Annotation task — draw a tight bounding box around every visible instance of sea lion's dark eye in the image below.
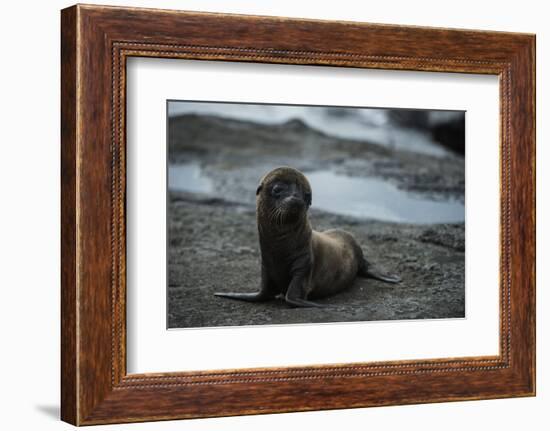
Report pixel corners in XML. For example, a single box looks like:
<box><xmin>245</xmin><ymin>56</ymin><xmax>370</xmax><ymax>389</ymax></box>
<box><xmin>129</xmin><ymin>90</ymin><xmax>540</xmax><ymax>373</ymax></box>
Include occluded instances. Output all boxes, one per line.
<box><xmin>271</xmin><ymin>184</ymin><xmax>285</xmax><ymax>196</ymax></box>
<box><xmin>304</xmin><ymin>192</ymin><xmax>312</xmax><ymax>205</ymax></box>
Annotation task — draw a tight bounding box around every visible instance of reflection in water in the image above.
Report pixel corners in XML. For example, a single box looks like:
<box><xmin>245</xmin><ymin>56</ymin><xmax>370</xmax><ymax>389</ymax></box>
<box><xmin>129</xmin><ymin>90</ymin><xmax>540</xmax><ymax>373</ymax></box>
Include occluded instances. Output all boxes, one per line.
<box><xmin>169</xmin><ymin>163</ymin><xmax>464</xmax><ymax>224</ymax></box>
<box><xmin>307</xmin><ymin>170</ymin><xmax>464</xmax><ymax>224</ymax></box>
<box><xmin>168</xmin><ymin>163</ymin><xmax>213</xmax><ymax>193</ymax></box>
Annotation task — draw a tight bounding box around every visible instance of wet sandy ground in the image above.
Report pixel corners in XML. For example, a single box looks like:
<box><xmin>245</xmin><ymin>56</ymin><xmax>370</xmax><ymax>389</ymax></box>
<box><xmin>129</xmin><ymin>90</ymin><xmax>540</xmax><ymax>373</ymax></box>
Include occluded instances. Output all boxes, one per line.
<box><xmin>168</xmin><ymin>193</ymin><xmax>464</xmax><ymax>328</ymax></box>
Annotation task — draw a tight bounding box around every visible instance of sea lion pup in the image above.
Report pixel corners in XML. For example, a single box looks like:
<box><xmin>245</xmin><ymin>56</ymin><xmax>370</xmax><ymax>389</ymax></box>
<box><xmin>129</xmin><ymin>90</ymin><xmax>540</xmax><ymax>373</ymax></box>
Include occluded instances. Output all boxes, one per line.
<box><xmin>215</xmin><ymin>167</ymin><xmax>400</xmax><ymax>308</ymax></box>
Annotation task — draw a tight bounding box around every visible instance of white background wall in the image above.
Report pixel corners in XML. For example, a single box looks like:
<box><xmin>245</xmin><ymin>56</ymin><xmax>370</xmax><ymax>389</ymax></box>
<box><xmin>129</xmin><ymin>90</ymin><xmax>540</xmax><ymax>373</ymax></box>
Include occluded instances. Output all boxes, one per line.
<box><xmin>0</xmin><ymin>0</ymin><xmax>546</xmax><ymax>429</ymax></box>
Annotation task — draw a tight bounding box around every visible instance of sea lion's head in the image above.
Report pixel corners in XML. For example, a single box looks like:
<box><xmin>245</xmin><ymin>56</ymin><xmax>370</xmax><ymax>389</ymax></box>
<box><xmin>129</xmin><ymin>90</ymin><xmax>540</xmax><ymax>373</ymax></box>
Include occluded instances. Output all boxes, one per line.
<box><xmin>256</xmin><ymin>167</ymin><xmax>312</xmax><ymax>226</ymax></box>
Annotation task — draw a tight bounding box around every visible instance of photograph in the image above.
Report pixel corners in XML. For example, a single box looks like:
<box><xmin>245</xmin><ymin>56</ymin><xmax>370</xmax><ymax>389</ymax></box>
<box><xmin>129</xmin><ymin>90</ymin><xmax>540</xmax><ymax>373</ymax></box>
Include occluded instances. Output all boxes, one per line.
<box><xmin>52</xmin><ymin>2</ymin><xmax>536</xmax><ymax>426</ymax></box>
<box><xmin>167</xmin><ymin>101</ymin><xmax>466</xmax><ymax>329</ymax></box>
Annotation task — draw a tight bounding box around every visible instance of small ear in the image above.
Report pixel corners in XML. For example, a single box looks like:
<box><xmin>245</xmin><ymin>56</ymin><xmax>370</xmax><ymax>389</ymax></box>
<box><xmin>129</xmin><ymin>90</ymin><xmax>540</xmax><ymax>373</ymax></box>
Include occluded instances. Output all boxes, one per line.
<box><xmin>256</xmin><ymin>184</ymin><xmax>263</xmax><ymax>195</ymax></box>
<box><xmin>305</xmin><ymin>192</ymin><xmax>312</xmax><ymax>206</ymax></box>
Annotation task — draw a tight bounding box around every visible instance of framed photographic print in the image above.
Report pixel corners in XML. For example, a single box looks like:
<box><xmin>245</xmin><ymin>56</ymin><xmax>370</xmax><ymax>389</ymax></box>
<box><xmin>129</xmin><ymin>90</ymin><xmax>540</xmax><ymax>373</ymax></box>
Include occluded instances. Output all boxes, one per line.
<box><xmin>61</xmin><ymin>4</ymin><xmax>535</xmax><ymax>425</ymax></box>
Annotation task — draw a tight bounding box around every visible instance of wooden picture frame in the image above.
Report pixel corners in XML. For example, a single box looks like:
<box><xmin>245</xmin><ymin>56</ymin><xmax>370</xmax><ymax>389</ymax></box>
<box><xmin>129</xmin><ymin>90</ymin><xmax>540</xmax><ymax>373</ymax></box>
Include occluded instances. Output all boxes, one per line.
<box><xmin>61</xmin><ymin>4</ymin><xmax>535</xmax><ymax>425</ymax></box>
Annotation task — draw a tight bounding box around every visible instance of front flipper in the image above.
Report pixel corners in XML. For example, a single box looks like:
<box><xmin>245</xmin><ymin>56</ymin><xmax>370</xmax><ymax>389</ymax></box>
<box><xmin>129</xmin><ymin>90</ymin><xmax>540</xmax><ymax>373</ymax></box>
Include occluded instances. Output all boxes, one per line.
<box><xmin>284</xmin><ymin>296</ymin><xmax>327</xmax><ymax>308</ymax></box>
<box><xmin>214</xmin><ymin>291</ymin><xmax>273</xmax><ymax>302</ymax></box>
<box><xmin>215</xmin><ymin>264</ymin><xmax>276</xmax><ymax>303</ymax></box>
<box><xmin>284</xmin><ymin>270</ymin><xmax>327</xmax><ymax>308</ymax></box>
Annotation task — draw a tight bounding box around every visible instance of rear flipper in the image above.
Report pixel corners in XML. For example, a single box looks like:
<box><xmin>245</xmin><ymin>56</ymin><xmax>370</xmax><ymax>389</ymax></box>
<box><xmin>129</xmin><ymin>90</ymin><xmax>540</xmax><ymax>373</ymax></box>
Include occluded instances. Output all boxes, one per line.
<box><xmin>359</xmin><ymin>259</ymin><xmax>401</xmax><ymax>284</ymax></box>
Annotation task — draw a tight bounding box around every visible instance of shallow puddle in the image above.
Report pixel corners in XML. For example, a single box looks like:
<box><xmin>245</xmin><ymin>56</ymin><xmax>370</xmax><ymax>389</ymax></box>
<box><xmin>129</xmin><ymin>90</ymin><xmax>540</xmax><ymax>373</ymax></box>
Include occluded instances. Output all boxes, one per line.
<box><xmin>306</xmin><ymin>170</ymin><xmax>464</xmax><ymax>224</ymax></box>
<box><xmin>168</xmin><ymin>162</ymin><xmax>213</xmax><ymax>194</ymax></box>
<box><xmin>169</xmin><ymin>163</ymin><xmax>464</xmax><ymax>224</ymax></box>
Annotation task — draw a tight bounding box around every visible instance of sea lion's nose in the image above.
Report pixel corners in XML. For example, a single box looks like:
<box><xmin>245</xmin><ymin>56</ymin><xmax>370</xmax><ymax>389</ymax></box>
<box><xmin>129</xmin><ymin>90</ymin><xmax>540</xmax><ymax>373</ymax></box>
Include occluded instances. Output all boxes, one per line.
<box><xmin>286</xmin><ymin>195</ymin><xmax>304</xmax><ymax>208</ymax></box>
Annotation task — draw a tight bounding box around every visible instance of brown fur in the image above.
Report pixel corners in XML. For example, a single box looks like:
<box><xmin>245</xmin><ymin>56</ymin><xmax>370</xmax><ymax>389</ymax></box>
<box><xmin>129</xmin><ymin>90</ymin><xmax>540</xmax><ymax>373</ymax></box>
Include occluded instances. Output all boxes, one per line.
<box><xmin>215</xmin><ymin>167</ymin><xmax>399</xmax><ymax>307</ymax></box>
